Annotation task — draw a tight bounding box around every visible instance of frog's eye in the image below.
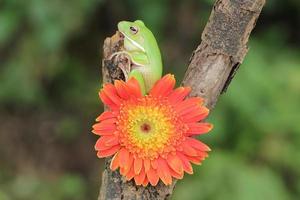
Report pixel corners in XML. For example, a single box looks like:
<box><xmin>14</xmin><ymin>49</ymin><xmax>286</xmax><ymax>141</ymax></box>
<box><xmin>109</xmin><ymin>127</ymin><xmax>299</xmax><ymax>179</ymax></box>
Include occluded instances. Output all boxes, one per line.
<box><xmin>130</xmin><ymin>26</ymin><xmax>138</xmax><ymax>34</ymax></box>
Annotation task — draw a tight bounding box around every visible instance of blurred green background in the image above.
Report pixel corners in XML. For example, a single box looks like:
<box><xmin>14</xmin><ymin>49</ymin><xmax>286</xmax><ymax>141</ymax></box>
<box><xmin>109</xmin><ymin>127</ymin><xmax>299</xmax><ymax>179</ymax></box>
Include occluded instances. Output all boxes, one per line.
<box><xmin>0</xmin><ymin>0</ymin><xmax>300</xmax><ymax>199</ymax></box>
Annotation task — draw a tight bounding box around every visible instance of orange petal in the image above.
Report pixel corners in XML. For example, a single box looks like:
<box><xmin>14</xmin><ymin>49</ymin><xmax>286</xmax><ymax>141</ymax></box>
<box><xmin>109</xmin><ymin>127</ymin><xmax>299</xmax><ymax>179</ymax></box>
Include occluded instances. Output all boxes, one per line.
<box><xmin>151</xmin><ymin>159</ymin><xmax>158</xmax><ymax>169</ymax></box>
<box><xmin>143</xmin><ymin>158</ymin><xmax>151</xmax><ymax>172</ymax></box>
<box><xmin>96</xmin><ymin>111</ymin><xmax>116</xmax><ymax>122</ymax></box>
<box><xmin>186</xmin><ymin>137</ymin><xmax>211</xmax><ymax>151</ymax></box>
<box><xmin>104</xmin><ymin>136</ymin><xmax>119</xmax><ymax>146</ymax></box>
<box><xmin>99</xmin><ymin>118</ymin><xmax>117</xmax><ymax>124</ymax></box>
<box><xmin>169</xmin><ymin>167</ymin><xmax>183</xmax><ymax>179</ymax></box>
<box><xmin>147</xmin><ymin>167</ymin><xmax>159</xmax><ymax>186</ymax></box>
<box><xmin>181</xmin><ymin>141</ymin><xmax>198</xmax><ymax>156</ymax></box>
<box><xmin>92</xmin><ymin>129</ymin><xmax>115</xmax><ymax>136</ymax></box>
<box><xmin>119</xmin><ymin>148</ymin><xmax>130</xmax><ymax>168</ymax></box>
<box><xmin>125</xmin><ymin>164</ymin><xmax>135</xmax><ymax>180</ymax></box>
<box><xmin>167</xmin><ymin>154</ymin><xmax>183</xmax><ymax>174</ymax></box>
<box><xmin>134</xmin><ymin>157</ymin><xmax>143</xmax><ymax>175</ymax></box>
<box><xmin>95</xmin><ymin>136</ymin><xmax>115</xmax><ymax>150</ymax></box>
<box><xmin>157</xmin><ymin>157</ymin><xmax>172</xmax><ymax>185</ymax></box>
<box><xmin>185</xmin><ymin>155</ymin><xmax>203</xmax><ymax>165</ymax></box>
<box><xmin>149</xmin><ymin>74</ymin><xmax>175</xmax><ymax>97</ymax></box>
<box><xmin>127</xmin><ymin>77</ymin><xmax>142</xmax><ymax>98</ymax></box>
<box><xmin>186</xmin><ymin>123</ymin><xmax>213</xmax><ymax>136</ymax></box>
<box><xmin>142</xmin><ymin>178</ymin><xmax>149</xmax><ymax>187</ymax></box>
<box><xmin>103</xmin><ymin>84</ymin><xmax>122</xmax><ymax>106</ymax></box>
<box><xmin>177</xmin><ymin>103</ymin><xmax>203</xmax><ymax>117</ymax></box>
<box><xmin>110</xmin><ymin>152</ymin><xmax>120</xmax><ymax>171</ymax></box>
<box><xmin>114</xmin><ymin>80</ymin><xmax>130</xmax><ymax>100</ymax></box>
<box><xmin>168</xmin><ymin>87</ymin><xmax>191</xmax><ymax>105</ymax></box>
<box><xmin>92</xmin><ymin>122</ymin><xmax>116</xmax><ymax>132</ymax></box>
<box><xmin>174</xmin><ymin>97</ymin><xmax>203</xmax><ymax>115</ymax></box>
<box><xmin>120</xmin><ymin>166</ymin><xmax>126</xmax><ymax>175</ymax></box>
<box><xmin>181</xmin><ymin>107</ymin><xmax>209</xmax><ymax>123</ymax></box>
<box><xmin>99</xmin><ymin>90</ymin><xmax>118</xmax><ymax>110</ymax></box>
<box><xmin>134</xmin><ymin>167</ymin><xmax>146</xmax><ymax>185</ymax></box>
<box><xmin>197</xmin><ymin>151</ymin><xmax>209</xmax><ymax>158</ymax></box>
<box><xmin>92</xmin><ymin>119</ymin><xmax>117</xmax><ymax>136</ymax></box>
<box><xmin>121</xmin><ymin>153</ymin><xmax>133</xmax><ymax>176</ymax></box>
<box><xmin>177</xmin><ymin>152</ymin><xmax>193</xmax><ymax>174</ymax></box>
<box><xmin>97</xmin><ymin>145</ymin><xmax>120</xmax><ymax>158</ymax></box>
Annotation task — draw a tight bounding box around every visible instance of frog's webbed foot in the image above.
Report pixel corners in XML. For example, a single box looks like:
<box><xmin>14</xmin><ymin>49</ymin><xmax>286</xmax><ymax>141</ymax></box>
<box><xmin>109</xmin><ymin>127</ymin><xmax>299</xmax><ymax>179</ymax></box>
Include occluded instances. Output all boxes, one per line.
<box><xmin>109</xmin><ymin>51</ymin><xmax>132</xmax><ymax>81</ymax></box>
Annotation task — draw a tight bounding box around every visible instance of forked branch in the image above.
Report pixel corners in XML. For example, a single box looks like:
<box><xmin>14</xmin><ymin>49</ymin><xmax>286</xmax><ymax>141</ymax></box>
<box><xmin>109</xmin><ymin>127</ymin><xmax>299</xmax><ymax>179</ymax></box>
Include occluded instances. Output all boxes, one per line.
<box><xmin>98</xmin><ymin>0</ymin><xmax>265</xmax><ymax>199</ymax></box>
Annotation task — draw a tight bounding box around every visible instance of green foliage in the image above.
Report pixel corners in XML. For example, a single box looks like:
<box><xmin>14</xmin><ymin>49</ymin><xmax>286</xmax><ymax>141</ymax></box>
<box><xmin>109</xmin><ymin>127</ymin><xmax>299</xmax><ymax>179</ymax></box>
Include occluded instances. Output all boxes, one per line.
<box><xmin>174</xmin><ymin>153</ymin><xmax>290</xmax><ymax>200</ymax></box>
<box><xmin>0</xmin><ymin>0</ymin><xmax>102</xmax><ymax>106</ymax></box>
<box><xmin>0</xmin><ymin>173</ymin><xmax>86</xmax><ymax>200</ymax></box>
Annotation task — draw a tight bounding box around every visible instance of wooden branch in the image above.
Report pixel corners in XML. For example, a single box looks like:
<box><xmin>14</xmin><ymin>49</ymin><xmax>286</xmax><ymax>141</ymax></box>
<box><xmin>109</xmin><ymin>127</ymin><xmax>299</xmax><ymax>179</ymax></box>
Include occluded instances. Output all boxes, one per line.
<box><xmin>183</xmin><ymin>0</ymin><xmax>265</xmax><ymax>108</ymax></box>
<box><xmin>98</xmin><ymin>0</ymin><xmax>265</xmax><ymax>199</ymax></box>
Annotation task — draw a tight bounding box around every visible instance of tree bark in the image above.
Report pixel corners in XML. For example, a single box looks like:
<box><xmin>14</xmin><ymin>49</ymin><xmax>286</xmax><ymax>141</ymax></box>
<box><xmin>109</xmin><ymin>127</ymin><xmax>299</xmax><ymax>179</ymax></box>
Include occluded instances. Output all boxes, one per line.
<box><xmin>98</xmin><ymin>0</ymin><xmax>265</xmax><ymax>199</ymax></box>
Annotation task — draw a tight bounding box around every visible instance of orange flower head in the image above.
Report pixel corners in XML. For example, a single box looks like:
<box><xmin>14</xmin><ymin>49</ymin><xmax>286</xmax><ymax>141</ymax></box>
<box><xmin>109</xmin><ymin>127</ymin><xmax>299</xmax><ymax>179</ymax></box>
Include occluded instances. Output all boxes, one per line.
<box><xmin>92</xmin><ymin>74</ymin><xmax>213</xmax><ymax>186</ymax></box>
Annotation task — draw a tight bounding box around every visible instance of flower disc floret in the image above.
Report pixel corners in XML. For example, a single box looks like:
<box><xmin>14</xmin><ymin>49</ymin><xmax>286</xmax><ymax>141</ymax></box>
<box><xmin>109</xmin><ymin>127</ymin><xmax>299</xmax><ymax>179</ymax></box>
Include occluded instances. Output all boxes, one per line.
<box><xmin>117</xmin><ymin>96</ymin><xmax>188</xmax><ymax>160</ymax></box>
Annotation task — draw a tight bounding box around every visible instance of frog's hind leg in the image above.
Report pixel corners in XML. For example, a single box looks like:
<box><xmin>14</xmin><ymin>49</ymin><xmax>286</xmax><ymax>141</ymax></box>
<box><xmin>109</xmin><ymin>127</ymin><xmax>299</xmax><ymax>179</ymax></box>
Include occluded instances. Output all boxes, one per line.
<box><xmin>128</xmin><ymin>69</ymin><xmax>146</xmax><ymax>95</ymax></box>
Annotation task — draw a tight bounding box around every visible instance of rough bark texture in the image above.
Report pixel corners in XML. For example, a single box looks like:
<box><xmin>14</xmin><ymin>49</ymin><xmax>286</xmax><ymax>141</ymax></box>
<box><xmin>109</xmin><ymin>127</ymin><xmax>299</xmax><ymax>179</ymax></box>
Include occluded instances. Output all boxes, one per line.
<box><xmin>98</xmin><ymin>0</ymin><xmax>265</xmax><ymax>199</ymax></box>
<box><xmin>182</xmin><ymin>0</ymin><xmax>265</xmax><ymax>108</ymax></box>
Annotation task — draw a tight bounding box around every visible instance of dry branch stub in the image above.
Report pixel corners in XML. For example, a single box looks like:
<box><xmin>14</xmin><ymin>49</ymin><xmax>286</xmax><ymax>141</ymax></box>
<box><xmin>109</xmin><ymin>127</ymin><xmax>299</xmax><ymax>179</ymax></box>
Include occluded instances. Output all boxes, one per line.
<box><xmin>99</xmin><ymin>32</ymin><xmax>176</xmax><ymax>200</ymax></box>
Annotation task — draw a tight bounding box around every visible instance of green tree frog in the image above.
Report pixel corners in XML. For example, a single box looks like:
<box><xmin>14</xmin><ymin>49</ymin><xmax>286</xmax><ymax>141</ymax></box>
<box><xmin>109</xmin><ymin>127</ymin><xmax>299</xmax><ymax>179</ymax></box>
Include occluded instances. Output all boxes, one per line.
<box><xmin>110</xmin><ymin>20</ymin><xmax>162</xmax><ymax>95</ymax></box>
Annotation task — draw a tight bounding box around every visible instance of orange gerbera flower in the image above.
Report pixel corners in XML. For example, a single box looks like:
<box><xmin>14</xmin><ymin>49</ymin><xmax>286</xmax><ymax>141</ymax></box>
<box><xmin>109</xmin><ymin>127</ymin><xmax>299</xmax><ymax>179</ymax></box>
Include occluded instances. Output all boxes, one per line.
<box><xmin>92</xmin><ymin>74</ymin><xmax>213</xmax><ymax>186</ymax></box>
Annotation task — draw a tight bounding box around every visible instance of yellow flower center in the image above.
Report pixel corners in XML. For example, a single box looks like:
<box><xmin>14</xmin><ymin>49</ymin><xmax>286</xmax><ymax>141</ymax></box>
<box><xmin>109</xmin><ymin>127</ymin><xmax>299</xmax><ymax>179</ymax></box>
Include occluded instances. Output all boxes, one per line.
<box><xmin>117</xmin><ymin>96</ymin><xmax>187</xmax><ymax>160</ymax></box>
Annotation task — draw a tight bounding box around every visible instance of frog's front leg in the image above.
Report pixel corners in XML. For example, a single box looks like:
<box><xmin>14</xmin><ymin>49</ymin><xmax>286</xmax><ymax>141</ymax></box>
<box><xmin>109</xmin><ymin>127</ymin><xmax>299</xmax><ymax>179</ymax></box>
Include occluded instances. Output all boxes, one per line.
<box><xmin>109</xmin><ymin>51</ymin><xmax>132</xmax><ymax>80</ymax></box>
<box><xmin>109</xmin><ymin>51</ymin><xmax>148</xmax><ymax>95</ymax></box>
<box><xmin>126</xmin><ymin>51</ymin><xmax>149</xmax><ymax>95</ymax></box>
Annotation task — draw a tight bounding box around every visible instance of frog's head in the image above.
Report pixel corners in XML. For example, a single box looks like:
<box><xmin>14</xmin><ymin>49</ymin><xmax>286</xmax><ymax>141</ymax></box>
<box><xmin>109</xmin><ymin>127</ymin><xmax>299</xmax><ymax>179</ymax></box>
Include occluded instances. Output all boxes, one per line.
<box><xmin>118</xmin><ymin>20</ymin><xmax>147</xmax><ymax>52</ymax></box>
